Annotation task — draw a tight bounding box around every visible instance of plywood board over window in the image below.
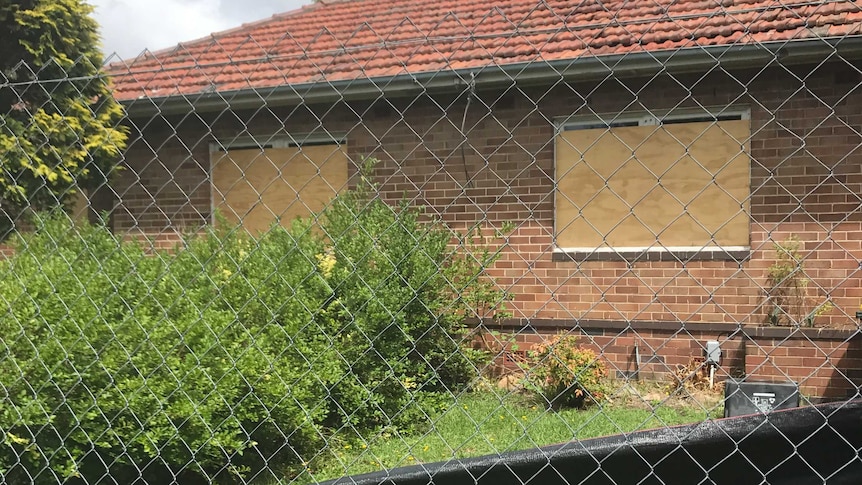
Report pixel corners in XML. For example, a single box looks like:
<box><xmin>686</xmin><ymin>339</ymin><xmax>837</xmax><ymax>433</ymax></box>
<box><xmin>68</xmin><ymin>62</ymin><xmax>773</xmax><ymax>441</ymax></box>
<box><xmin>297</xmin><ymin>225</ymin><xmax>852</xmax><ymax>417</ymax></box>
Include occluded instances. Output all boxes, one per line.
<box><xmin>211</xmin><ymin>144</ymin><xmax>348</xmax><ymax>234</ymax></box>
<box><xmin>555</xmin><ymin>120</ymin><xmax>751</xmax><ymax>250</ymax></box>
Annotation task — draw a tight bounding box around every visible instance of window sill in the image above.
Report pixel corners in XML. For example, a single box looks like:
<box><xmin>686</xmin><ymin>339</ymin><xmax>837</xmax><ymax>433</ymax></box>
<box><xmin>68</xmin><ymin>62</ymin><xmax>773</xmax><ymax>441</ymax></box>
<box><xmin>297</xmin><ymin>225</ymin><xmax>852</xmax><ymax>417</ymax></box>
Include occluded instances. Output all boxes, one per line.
<box><xmin>552</xmin><ymin>247</ymin><xmax>751</xmax><ymax>263</ymax></box>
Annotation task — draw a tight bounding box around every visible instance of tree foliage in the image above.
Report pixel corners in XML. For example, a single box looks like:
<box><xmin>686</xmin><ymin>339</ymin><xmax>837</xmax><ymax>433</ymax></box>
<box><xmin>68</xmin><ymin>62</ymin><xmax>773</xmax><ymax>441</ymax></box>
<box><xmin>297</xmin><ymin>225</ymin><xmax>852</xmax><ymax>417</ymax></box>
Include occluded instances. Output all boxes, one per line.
<box><xmin>0</xmin><ymin>0</ymin><xmax>127</xmax><ymax>237</ymax></box>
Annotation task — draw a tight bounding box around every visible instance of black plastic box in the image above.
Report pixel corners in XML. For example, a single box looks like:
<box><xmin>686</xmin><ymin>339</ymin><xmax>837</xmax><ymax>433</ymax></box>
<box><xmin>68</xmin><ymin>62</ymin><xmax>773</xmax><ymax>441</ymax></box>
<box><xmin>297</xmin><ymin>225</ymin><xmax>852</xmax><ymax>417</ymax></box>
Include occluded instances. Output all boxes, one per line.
<box><xmin>724</xmin><ymin>378</ymin><xmax>800</xmax><ymax>418</ymax></box>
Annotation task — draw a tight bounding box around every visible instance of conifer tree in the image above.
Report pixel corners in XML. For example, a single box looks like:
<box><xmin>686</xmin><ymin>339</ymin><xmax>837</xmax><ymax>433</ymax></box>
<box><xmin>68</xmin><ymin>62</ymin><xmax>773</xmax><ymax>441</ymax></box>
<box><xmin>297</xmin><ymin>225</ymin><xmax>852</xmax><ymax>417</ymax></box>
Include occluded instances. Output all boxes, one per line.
<box><xmin>0</xmin><ymin>0</ymin><xmax>127</xmax><ymax>237</ymax></box>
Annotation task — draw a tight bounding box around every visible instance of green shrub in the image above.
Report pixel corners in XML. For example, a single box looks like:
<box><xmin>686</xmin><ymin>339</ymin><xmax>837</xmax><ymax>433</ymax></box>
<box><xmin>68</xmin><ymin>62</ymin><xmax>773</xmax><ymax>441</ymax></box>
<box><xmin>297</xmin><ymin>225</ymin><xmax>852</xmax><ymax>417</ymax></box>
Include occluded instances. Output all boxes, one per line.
<box><xmin>0</xmin><ymin>214</ymin><xmax>340</xmax><ymax>483</ymax></box>
<box><xmin>0</xmin><ymin>169</ymin><xmax>507</xmax><ymax>483</ymax></box>
<box><xmin>319</xmin><ymin>170</ymin><xmax>484</xmax><ymax>433</ymax></box>
<box><xmin>525</xmin><ymin>334</ymin><xmax>609</xmax><ymax>409</ymax></box>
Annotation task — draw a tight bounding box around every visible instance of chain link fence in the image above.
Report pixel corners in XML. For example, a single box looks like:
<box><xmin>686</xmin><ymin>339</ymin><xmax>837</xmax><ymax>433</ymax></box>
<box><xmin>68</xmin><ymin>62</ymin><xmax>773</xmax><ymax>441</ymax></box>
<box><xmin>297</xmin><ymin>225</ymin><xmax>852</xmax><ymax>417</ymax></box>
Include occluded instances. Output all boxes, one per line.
<box><xmin>2</xmin><ymin>1</ymin><xmax>862</xmax><ymax>484</ymax></box>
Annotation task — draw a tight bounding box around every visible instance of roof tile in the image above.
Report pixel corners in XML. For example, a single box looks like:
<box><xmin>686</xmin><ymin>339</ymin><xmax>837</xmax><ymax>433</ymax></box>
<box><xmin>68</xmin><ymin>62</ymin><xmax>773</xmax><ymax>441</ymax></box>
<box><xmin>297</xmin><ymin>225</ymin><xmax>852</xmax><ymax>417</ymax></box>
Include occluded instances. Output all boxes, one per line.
<box><xmin>108</xmin><ymin>0</ymin><xmax>862</xmax><ymax>101</ymax></box>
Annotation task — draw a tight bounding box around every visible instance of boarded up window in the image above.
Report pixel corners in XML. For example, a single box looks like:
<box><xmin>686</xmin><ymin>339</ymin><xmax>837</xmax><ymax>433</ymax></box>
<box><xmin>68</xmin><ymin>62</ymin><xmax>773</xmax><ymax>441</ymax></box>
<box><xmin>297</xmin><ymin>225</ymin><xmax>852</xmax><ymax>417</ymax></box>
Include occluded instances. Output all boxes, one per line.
<box><xmin>555</xmin><ymin>120</ymin><xmax>750</xmax><ymax>249</ymax></box>
<box><xmin>211</xmin><ymin>144</ymin><xmax>348</xmax><ymax>234</ymax></box>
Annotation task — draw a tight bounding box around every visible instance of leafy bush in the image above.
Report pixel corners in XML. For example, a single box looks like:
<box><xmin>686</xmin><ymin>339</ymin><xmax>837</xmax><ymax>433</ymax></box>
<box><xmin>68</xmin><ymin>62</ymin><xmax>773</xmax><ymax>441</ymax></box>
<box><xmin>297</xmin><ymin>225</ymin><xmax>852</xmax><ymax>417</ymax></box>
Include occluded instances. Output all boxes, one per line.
<box><xmin>0</xmin><ymin>166</ymin><xmax>506</xmax><ymax>483</ymax></box>
<box><xmin>525</xmin><ymin>334</ymin><xmax>608</xmax><ymax>409</ymax></box>
<box><xmin>318</xmin><ymin>169</ymin><xmax>487</xmax><ymax>433</ymax></box>
<box><xmin>0</xmin><ymin>214</ymin><xmax>340</xmax><ymax>483</ymax></box>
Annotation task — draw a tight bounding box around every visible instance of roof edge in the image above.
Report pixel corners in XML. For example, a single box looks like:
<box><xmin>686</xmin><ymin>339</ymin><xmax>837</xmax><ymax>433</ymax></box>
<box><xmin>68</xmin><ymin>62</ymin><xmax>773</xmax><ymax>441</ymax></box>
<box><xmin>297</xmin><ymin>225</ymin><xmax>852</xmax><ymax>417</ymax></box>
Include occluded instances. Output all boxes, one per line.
<box><xmin>119</xmin><ymin>36</ymin><xmax>862</xmax><ymax>118</ymax></box>
<box><xmin>107</xmin><ymin>3</ymin><xmax>325</xmax><ymax>68</ymax></box>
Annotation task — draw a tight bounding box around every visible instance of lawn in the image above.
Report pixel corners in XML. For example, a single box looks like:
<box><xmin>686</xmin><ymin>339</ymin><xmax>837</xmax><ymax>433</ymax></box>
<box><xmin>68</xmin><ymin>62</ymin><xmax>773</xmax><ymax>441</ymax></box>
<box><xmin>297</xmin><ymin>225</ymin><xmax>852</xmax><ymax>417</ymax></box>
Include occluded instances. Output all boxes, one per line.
<box><xmin>286</xmin><ymin>386</ymin><xmax>721</xmax><ymax>483</ymax></box>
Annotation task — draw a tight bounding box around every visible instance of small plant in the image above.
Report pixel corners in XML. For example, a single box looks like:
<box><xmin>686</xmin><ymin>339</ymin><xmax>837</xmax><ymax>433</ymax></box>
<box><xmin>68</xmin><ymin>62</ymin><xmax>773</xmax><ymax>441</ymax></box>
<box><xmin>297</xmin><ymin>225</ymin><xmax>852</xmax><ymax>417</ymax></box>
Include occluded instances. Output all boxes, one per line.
<box><xmin>664</xmin><ymin>357</ymin><xmax>724</xmax><ymax>397</ymax></box>
<box><xmin>524</xmin><ymin>334</ymin><xmax>609</xmax><ymax>409</ymax></box>
<box><xmin>765</xmin><ymin>235</ymin><xmax>833</xmax><ymax>327</ymax></box>
<box><xmin>442</xmin><ymin>223</ymin><xmax>514</xmax><ymax>322</ymax></box>
<box><xmin>442</xmin><ymin>223</ymin><xmax>517</xmax><ymax>378</ymax></box>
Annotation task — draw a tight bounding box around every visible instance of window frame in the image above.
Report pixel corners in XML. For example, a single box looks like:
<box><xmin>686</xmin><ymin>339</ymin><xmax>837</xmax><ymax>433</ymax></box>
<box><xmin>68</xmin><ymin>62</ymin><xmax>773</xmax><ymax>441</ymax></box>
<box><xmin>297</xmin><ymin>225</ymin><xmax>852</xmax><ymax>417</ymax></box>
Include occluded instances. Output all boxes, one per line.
<box><xmin>209</xmin><ymin>132</ymin><xmax>348</xmax><ymax>152</ymax></box>
<box><xmin>552</xmin><ymin>107</ymin><xmax>752</xmax><ymax>262</ymax></box>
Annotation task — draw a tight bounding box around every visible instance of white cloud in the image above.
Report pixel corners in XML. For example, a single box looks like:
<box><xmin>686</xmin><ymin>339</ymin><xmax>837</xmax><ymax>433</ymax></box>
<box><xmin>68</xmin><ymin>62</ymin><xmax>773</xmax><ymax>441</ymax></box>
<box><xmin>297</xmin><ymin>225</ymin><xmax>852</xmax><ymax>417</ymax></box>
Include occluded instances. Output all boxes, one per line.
<box><xmin>89</xmin><ymin>0</ymin><xmax>308</xmax><ymax>61</ymax></box>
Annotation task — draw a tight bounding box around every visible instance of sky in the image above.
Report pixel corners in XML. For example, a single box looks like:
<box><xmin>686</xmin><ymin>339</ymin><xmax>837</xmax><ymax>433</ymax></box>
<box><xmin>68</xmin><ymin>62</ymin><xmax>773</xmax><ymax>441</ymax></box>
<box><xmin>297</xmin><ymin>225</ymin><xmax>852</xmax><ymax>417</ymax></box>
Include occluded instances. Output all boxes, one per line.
<box><xmin>89</xmin><ymin>0</ymin><xmax>310</xmax><ymax>61</ymax></box>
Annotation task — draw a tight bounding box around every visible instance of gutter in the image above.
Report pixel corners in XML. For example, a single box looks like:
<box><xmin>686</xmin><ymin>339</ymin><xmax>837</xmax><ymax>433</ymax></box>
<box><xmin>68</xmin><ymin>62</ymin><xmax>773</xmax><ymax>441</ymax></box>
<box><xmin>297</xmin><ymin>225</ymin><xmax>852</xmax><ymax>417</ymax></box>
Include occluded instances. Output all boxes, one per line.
<box><xmin>120</xmin><ymin>36</ymin><xmax>862</xmax><ymax>118</ymax></box>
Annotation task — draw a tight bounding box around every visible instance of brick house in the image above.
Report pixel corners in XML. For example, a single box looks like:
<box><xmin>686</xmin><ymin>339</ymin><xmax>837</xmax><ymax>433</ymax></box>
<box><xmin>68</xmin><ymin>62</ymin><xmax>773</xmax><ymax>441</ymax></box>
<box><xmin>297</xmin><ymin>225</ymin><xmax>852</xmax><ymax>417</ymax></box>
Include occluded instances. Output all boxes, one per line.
<box><xmin>107</xmin><ymin>0</ymin><xmax>862</xmax><ymax>399</ymax></box>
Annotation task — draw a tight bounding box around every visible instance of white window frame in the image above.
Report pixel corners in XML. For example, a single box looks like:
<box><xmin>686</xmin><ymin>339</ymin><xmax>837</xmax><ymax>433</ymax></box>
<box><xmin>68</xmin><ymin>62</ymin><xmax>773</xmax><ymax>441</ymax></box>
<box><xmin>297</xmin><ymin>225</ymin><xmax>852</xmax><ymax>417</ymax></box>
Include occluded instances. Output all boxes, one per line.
<box><xmin>209</xmin><ymin>132</ymin><xmax>347</xmax><ymax>152</ymax></box>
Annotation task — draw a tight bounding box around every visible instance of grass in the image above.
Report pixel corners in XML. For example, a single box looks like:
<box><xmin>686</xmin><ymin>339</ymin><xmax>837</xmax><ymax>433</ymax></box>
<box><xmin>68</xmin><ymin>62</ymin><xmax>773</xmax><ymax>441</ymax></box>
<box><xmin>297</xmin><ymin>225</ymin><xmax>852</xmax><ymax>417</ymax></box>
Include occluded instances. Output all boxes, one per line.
<box><xmin>283</xmin><ymin>386</ymin><xmax>722</xmax><ymax>484</ymax></box>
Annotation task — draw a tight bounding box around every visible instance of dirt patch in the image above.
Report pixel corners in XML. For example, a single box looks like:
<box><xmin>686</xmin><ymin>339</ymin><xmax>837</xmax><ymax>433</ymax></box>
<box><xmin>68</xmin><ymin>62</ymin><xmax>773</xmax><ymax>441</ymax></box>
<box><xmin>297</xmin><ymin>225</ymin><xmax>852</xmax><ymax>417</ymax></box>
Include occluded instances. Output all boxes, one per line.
<box><xmin>608</xmin><ymin>380</ymin><xmax>725</xmax><ymax>413</ymax></box>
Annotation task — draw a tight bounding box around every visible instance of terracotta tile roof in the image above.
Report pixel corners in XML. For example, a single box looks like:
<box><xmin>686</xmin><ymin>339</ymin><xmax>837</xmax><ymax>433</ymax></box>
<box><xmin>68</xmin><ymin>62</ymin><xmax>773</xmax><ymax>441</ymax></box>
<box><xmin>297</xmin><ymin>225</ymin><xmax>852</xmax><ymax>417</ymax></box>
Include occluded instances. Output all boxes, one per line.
<box><xmin>107</xmin><ymin>0</ymin><xmax>862</xmax><ymax>102</ymax></box>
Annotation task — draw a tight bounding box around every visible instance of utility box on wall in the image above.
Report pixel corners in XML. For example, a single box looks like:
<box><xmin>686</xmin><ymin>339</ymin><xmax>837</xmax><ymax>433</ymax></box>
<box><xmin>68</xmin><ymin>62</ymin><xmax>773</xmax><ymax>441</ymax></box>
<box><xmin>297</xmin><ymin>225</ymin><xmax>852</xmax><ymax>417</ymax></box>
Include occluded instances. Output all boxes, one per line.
<box><xmin>724</xmin><ymin>379</ymin><xmax>800</xmax><ymax>418</ymax></box>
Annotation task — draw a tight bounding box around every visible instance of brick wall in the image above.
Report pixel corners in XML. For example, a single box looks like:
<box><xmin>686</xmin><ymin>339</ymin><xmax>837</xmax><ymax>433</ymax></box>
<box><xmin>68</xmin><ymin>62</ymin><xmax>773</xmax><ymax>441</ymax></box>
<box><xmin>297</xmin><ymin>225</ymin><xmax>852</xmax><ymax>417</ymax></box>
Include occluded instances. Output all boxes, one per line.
<box><xmin>113</xmin><ymin>114</ymin><xmax>212</xmax><ymax>247</ymax></box>
<box><xmin>115</xmin><ymin>61</ymin><xmax>862</xmax><ymax>327</ymax></box>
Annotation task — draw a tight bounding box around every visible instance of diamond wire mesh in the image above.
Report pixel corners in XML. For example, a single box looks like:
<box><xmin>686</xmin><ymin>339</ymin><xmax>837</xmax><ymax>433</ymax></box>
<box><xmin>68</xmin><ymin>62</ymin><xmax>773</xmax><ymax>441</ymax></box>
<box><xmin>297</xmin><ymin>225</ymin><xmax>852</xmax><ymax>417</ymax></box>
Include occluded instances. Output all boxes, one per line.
<box><xmin>2</xmin><ymin>2</ymin><xmax>862</xmax><ymax>484</ymax></box>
